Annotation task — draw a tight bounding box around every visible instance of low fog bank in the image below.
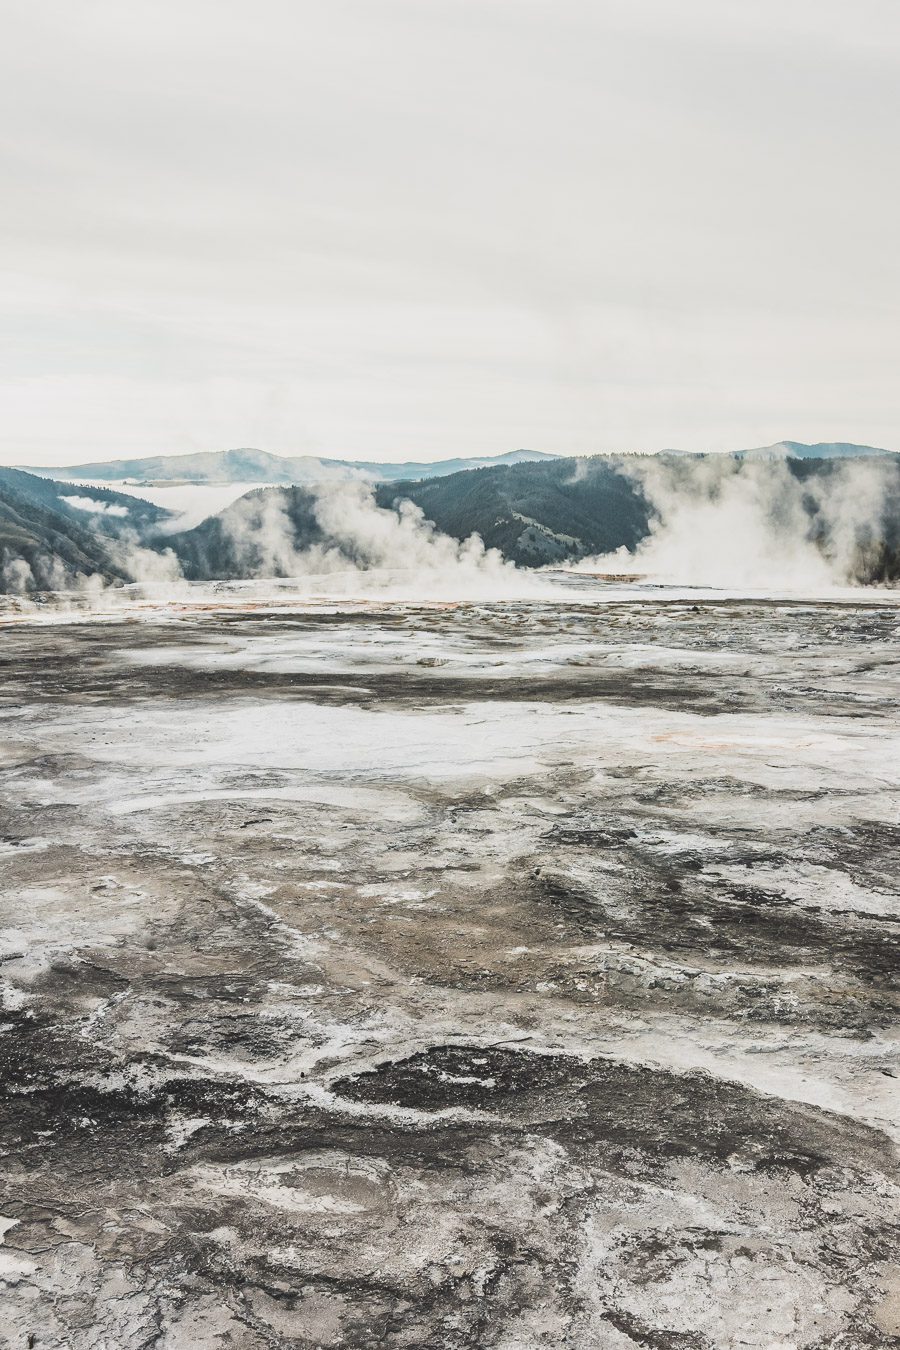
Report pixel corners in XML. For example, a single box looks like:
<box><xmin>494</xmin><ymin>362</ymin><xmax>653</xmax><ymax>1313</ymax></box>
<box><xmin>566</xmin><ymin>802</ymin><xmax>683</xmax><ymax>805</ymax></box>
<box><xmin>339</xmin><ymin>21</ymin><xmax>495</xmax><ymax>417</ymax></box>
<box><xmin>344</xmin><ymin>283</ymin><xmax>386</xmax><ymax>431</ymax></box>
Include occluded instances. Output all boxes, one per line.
<box><xmin>572</xmin><ymin>456</ymin><xmax>900</xmax><ymax>589</ymax></box>
<box><xmin>59</xmin><ymin>479</ymin><xmax>280</xmax><ymax>532</ymax></box>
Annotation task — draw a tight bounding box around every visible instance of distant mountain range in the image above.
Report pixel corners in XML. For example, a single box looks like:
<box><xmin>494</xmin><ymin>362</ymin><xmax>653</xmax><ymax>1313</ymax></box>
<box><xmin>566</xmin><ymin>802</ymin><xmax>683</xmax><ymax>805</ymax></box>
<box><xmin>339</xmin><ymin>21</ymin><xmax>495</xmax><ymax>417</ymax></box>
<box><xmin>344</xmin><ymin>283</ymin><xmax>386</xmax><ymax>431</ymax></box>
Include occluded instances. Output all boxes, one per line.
<box><xmin>13</xmin><ymin>441</ymin><xmax>898</xmax><ymax>487</ymax></box>
<box><xmin>15</xmin><ymin>447</ymin><xmax>559</xmax><ymax>485</ymax></box>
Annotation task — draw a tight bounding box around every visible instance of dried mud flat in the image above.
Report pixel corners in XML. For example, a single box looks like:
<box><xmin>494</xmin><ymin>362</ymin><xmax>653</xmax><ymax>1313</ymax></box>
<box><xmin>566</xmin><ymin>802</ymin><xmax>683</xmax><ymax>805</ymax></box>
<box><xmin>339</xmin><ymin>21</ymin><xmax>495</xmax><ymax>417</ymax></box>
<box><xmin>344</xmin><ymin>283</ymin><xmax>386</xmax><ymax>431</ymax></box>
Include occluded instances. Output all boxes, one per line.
<box><xmin>1</xmin><ymin>592</ymin><xmax>898</xmax><ymax>1348</ymax></box>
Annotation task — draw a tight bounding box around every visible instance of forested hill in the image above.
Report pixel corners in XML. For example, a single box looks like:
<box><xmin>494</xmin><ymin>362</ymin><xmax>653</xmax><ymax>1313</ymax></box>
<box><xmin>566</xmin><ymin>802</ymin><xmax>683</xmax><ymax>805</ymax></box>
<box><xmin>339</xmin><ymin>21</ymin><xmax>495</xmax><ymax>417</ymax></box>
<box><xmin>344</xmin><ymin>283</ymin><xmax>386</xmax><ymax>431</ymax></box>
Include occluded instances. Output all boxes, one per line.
<box><xmin>0</xmin><ymin>468</ymin><xmax>170</xmax><ymax>590</ymax></box>
<box><xmin>168</xmin><ymin>456</ymin><xmax>652</xmax><ymax>579</ymax></box>
<box><xmin>373</xmin><ymin>457</ymin><xmax>652</xmax><ymax>565</ymax></box>
<box><xmin>149</xmin><ymin>450</ymin><xmax>900</xmax><ymax>584</ymax></box>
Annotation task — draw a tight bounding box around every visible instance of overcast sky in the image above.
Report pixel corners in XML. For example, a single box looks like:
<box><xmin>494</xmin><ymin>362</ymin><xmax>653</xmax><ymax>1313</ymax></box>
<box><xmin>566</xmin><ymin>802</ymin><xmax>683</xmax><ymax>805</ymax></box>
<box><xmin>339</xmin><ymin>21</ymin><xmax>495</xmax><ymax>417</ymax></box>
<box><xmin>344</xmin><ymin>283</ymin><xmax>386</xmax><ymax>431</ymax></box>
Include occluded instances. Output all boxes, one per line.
<box><xmin>2</xmin><ymin>0</ymin><xmax>898</xmax><ymax>465</ymax></box>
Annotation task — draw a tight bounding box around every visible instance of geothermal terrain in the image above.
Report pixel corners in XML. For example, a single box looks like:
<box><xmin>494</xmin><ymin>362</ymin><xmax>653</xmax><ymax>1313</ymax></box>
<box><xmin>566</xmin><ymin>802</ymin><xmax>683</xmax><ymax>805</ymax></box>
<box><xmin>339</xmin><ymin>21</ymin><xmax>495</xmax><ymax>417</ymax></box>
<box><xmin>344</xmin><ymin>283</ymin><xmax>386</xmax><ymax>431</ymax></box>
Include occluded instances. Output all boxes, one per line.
<box><xmin>4</xmin><ymin>447</ymin><xmax>900</xmax><ymax>592</ymax></box>
<box><xmin>1</xmin><ymin>580</ymin><xmax>898</xmax><ymax>1348</ymax></box>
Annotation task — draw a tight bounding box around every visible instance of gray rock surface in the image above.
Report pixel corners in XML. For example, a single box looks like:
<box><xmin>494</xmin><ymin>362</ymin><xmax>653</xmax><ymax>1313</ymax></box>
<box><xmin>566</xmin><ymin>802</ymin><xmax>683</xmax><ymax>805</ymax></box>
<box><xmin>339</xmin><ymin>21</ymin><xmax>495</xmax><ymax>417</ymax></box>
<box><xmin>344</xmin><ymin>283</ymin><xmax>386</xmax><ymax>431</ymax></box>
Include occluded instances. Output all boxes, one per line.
<box><xmin>0</xmin><ymin>591</ymin><xmax>897</xmax><ymax>1346</ymax></box>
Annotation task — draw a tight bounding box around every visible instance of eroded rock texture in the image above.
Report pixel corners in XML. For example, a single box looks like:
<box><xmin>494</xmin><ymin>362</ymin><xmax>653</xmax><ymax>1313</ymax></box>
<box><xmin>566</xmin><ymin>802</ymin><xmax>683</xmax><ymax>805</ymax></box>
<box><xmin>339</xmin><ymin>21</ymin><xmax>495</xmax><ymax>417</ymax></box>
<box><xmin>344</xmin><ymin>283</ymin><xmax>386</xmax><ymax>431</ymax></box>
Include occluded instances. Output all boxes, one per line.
<box><xmin>1</xmin><ymin>593</ymin><xmax>898</xmax><ymax>1347</ymax></box>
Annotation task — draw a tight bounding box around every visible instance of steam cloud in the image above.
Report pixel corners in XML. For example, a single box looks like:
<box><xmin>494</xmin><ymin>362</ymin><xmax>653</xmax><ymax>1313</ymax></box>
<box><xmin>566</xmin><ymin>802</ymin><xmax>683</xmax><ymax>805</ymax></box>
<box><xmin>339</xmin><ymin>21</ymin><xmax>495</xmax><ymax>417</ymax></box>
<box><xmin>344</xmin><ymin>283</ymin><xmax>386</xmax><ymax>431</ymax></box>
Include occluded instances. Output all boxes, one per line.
<box><xmin>219</xmin><ymin>478</ymin><xmax>544</xmax><ymax>600</ymax></box>
<box><xmin>574</xmin><ymin>456</ymin><xmax>899</xmax><ymax>590</ymax></box>
<box><xmin>0</xmin><ymin>533</ymin><xmax>184</xmax><ymax>603</ymax></box>
<box><xmin>1</xmin><ymin>478</ymin><xmax>545</xmax><ymax>609</ymax></box>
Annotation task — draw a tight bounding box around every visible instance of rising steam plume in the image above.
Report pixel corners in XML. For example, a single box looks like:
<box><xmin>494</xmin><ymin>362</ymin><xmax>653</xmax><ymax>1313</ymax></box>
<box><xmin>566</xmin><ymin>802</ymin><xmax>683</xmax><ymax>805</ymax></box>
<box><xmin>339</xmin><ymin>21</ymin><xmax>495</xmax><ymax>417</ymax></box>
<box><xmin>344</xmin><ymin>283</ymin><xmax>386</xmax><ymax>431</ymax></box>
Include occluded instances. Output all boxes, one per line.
<box><xmin>212</xmin><ymin>478</ymin><xmax>545</xmax><ymax>600</ymax></box>
<box><xmin>573</xmin><ymin>455</ymin><xmax>900</xmax><ymax>589</ymax></box>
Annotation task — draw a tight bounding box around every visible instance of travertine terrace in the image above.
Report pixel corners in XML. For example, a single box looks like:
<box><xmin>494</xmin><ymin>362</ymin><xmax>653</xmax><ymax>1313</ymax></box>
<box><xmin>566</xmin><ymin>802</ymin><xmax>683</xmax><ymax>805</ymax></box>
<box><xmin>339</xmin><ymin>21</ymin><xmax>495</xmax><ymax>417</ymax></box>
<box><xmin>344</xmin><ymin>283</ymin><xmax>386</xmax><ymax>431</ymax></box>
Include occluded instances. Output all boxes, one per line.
<box><xmin>1</xmin><ymin>583</ymin><xmax>898</xmax><ymax>1347</ymax></box>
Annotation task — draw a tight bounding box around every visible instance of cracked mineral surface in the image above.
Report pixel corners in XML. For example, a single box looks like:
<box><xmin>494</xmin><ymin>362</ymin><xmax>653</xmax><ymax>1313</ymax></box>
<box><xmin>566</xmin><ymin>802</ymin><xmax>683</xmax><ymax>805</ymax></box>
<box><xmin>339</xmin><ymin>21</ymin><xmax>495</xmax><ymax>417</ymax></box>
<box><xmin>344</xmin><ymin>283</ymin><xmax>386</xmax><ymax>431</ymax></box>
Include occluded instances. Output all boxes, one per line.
<box><xmin>0</xmin><ymin>584</ymin><xmax>898</xmax><ymax>1348</ymax></box>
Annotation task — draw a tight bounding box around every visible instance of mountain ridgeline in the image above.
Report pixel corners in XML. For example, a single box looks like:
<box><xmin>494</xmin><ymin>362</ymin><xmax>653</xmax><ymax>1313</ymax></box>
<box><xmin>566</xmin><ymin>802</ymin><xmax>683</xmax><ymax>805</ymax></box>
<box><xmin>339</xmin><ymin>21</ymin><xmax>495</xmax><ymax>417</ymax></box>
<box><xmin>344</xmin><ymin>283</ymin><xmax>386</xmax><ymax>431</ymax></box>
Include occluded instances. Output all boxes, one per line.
<box><xmin>16</xmin><ymin>440</ymin><xmax>891</xmax><ymax>486</ymax></box>
<box><xmin>15</xmin><ymin>447</ymin><xmax>558</xmax><ymax>485</ymax></box>
<box><xmin>2</xmin><ymin>449</ymin><xmax>900</xmax><ymax>593</ymax></box>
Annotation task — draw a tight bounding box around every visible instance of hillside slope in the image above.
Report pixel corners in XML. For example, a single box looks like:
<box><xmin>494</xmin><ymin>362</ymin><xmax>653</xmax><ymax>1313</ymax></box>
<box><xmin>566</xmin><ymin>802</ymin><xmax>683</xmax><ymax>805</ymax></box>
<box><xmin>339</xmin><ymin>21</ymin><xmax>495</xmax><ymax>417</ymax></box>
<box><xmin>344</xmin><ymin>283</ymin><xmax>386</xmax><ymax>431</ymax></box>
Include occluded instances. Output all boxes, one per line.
<box><xmin>0</xmin><ymin>469</ymin><xmax>170</xmax><ymax>592</ymax></box>
<box><xmin>376</xmin><ymin>458</ymin><xmax>651</xmax><ymax>564</ymax></box>
<box><xmin>167</xmin><ymin>457</ymin><xmax>652</xmax><ymax>578</ymax></box>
